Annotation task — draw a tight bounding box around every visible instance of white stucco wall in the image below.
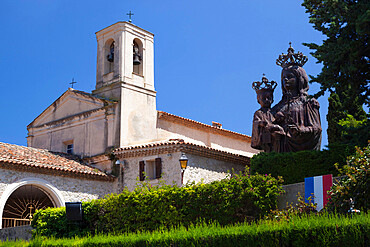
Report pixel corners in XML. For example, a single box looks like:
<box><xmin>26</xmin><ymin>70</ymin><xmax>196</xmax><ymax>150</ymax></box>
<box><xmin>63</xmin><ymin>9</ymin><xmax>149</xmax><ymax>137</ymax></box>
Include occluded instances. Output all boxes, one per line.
<box><xmin>28</xmin><ymin>103</ymin><xmax>118</xmax><ymax>157</ymax></box>
<box><xmin>157</xmin><ymin>119</ymin><xmax>257</xmax><ymax>157</ymax></box>
<box><xmin>119</xmin><ymin>85</ymin><xmax>157</xmax><ymax>146</ymax></box>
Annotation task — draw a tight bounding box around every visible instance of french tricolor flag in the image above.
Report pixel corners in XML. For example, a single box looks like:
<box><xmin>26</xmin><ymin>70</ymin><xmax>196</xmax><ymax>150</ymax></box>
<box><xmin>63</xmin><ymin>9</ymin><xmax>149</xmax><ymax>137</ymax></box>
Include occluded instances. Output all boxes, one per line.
<box><xmin>305</xmin><ymin>174</ymin><xmax>333</xmax><ymax>211</ymax></box>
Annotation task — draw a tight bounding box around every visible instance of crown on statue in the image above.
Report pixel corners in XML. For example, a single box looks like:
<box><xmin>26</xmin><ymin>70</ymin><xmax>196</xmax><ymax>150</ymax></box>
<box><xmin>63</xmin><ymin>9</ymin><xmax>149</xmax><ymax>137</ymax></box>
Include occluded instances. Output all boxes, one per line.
<box><xmin>276</xmin><ymin>42</ymin><xmax>308</xmax><ymax>68</ymax></box>
<box><xmin>252</xmin><ymin>74</ymin><xmax>277</xmax><ymax>93</ymax></box>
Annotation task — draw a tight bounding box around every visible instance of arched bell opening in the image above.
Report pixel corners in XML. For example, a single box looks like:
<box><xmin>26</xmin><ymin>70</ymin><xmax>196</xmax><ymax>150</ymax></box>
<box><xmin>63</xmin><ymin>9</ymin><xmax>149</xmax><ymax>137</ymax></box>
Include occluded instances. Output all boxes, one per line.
<box><xmin>104</xmin><ymin>39</ymin><xmax>115</xmax><ymax>74</ymax></box>
<box><xmin>133</xmin><ymin>38</ymin><xmax>143</xmax><ymax>76</ymax></box>
<box><xmin>1</xmin><ymin>185</ymin><xmax>56</xmax><ymax>228</ymax></box>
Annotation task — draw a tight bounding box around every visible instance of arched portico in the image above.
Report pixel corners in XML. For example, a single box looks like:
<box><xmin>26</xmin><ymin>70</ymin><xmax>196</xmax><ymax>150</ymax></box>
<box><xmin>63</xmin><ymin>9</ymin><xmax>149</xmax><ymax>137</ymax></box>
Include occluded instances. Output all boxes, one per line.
<box><xmin>0</xmin><ymin>178</ymin><xmax>64</xmax><ymax>229</ymax></box>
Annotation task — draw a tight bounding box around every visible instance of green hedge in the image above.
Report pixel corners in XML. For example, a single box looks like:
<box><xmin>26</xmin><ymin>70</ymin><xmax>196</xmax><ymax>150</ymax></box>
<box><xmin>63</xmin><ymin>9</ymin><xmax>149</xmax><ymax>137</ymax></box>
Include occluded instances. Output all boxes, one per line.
<box><xmin>29</xmin><ymin>201</ymin><xmax>99</xmax><ymax>239</ymax></box>
<box><xmin>31</xmin><ymin>172</ymin><xmax>283</xmax><ymax>238</ymax></box>
<box><xmin>250</xmin><ymin>144</ymin><xmax>355</xmax><ymax>184</ymax></box>
<box><xmin>6</xmin><ymin>213</ymin><xmax>369</xmax><ymax>246</ymax></box>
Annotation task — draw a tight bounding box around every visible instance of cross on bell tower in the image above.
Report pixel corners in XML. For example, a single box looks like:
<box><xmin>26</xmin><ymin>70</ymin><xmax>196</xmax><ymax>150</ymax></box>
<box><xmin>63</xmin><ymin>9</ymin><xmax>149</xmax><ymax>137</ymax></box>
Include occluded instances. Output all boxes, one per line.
<box><xmin>126</xmin><ymin>11</ymin><xmax>134</xmax><ymax>23</ymax></box>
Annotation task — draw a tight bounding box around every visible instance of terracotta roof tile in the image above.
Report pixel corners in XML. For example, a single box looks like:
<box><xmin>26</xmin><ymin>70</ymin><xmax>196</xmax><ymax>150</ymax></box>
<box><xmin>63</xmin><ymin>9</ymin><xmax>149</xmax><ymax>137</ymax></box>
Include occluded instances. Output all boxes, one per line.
<box><xmin>0</xmin><ymin>142</ymin><xmax>114</xmax><ymax>181</ymax></box>
<box><xmin>114</xmin><ymin>139</ymin><xmax>251</xmax><ymax>165</ymax></box>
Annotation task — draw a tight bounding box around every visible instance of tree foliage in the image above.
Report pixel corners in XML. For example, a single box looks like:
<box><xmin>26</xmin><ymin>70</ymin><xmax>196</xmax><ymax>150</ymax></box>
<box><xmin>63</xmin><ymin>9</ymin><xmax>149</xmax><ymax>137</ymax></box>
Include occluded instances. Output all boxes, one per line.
<box><xmin>327</xmin><ymin>92</ymin><xmax>369</xmax><ymax>147</ymax></box>
<box><xmin>302</xmin><ymin>0</ymin><xmax>369</xmax><ymax>145</ymax></box>
<box><xmin>338</xmin><ymin>113</ymin><xmax>370</xmax><ymax>147</ymax></box>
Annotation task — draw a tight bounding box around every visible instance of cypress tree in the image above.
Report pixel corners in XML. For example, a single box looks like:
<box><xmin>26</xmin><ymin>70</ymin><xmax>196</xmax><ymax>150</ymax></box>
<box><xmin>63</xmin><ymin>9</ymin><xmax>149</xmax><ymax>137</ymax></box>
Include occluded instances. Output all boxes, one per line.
<box><xmin>302</xmin><ymin>0</ymin><xmax>369</xmax><ymax>145</ymax></box>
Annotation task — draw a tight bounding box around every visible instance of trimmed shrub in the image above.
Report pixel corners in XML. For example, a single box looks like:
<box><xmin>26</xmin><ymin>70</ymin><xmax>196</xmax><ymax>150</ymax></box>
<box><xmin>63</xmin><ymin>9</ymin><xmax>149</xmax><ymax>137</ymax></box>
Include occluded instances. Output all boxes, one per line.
<box><xmin>16</xmin><ymin>213</ymin><xmax>370</xmax><ymax>246</ymax></box>
<box><xmin>327</xmin><ymin>144</ymin><xmax>369</xmax><ymax>213</ymax></box>
<box><xmin>31</xmin><ymin>201</ymin><xmax>100</xmax><ymax>239</ymax></box>
<box><xmin>250</xmin><ymin>144</ymin><xmax>355</xmax><ymax>184</ymax></box>
<box><xmin>31</xmin><ymin>171</ymin><xmax>283</xmax><ymax>238</ymax></box>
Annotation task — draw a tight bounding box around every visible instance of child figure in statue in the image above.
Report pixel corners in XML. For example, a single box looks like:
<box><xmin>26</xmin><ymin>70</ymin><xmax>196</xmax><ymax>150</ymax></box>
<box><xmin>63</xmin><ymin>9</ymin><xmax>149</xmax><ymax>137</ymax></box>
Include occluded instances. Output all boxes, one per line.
<box><xmin>251</xmin><ymin>76</ymin><xmax>285</xmax><ymax>152</ymax></box>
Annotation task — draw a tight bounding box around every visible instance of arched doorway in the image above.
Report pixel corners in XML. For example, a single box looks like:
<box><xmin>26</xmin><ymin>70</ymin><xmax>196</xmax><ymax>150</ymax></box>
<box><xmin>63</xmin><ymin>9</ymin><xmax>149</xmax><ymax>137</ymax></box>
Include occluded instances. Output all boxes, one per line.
<box><xmin>0</xmin><ymin>178</ymin><xmax>64</xmax><ymax>229</ymax></box>
<box><xmin>2</xmin><ymin>185</ymin><xmax>55</xmax><ymax>228</ymax></box>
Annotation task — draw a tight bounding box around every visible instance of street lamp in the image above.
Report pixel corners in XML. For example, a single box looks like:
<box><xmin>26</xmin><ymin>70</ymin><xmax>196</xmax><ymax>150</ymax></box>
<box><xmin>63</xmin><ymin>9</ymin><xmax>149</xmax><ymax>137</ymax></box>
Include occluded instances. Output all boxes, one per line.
<box><xmin>179</xmin><ymin>153</ymin><xmax>188</xmax><ymax>184</ymax></box>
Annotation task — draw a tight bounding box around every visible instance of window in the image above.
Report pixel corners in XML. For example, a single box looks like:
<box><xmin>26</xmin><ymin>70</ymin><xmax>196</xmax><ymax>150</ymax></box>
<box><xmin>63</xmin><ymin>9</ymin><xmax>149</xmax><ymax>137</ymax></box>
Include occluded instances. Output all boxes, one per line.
<box><xmin>66</xmin><ymin>144</ymin><xmax>74</xmax><ymax>154</ymax></box>
<box><xmin>139</xmin><ymin>158</ymin><xmax>162</xmax><ymax>181</ymax></box>
<box><xmin>64</xmin><ymin>140</ymin><xmax>74</xmax><ymax>154</ymax></box>
<box><xmin>104</xmin><ymin>39</ymin><xmax>115</xmax><ymax>74</ymax></box>
<box><xmin>133</xmin><ymin>39</ymin><xmax>143</xmax><ymax>76</ymax></box>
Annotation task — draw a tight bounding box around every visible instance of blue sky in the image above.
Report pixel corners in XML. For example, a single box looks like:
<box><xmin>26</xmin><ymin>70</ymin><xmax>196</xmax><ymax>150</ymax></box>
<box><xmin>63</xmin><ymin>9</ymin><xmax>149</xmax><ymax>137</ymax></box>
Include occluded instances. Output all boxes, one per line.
<box><xmin>0</xmin><ymin>0</ymin><xmax>329</xmax><ymax>148</ymax></box>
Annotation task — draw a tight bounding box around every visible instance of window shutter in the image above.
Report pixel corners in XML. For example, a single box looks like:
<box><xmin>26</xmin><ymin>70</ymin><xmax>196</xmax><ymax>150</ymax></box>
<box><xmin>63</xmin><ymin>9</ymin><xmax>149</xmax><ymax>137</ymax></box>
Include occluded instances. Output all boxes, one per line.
<box><xmin>155</xmin><ymin>158</ymin><xmax>162</xmax><ymax>179</ymax></box>
<box><xmin>139</xmin><ymin>161</ymin><xmax>145</xmax><ymax>181</ymax></box>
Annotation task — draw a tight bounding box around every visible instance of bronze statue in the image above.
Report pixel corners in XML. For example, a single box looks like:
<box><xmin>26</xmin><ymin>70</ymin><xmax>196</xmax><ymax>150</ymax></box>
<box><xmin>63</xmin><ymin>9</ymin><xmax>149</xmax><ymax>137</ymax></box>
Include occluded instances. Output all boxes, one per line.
<box><xmin>251</xmin><ymin>44</ymin><xmax>322</xmax><ymax>153</ymax></box>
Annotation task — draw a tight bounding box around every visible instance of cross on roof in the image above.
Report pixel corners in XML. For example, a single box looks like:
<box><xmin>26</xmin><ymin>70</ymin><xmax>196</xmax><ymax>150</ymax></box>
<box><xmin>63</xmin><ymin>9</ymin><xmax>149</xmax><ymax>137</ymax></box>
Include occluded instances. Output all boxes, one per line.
<box><xmin>70</xmin><ymin>78</ymin><xmax>77</xmax><ymax>88</ymax></box>
<box><xmin>127</xmin><ymin>11</ymin><xmax>134</xmax><ymax>23</ymax></box>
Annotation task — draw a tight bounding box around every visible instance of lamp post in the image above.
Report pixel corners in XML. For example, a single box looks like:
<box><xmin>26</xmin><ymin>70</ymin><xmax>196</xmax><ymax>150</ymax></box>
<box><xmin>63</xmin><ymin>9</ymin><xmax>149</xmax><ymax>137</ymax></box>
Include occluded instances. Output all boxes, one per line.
<box><xmin>179</xmin><ymin>153</ymin><xmax>188</xmax><ymax>185</ymax></box>
<box><xmin>348</xmin><ymin>198</ymin><xmax>360</xmax><ymax>217</ymax></box>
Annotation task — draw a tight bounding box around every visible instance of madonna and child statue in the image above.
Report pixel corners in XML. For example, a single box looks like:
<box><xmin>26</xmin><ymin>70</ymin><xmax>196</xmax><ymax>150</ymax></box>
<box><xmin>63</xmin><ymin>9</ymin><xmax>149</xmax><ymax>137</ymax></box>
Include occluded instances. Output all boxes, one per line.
<box><xmin>251</xmin><ymin>44</ymin><xmax>322</xmax><ymax>153</ymax></box>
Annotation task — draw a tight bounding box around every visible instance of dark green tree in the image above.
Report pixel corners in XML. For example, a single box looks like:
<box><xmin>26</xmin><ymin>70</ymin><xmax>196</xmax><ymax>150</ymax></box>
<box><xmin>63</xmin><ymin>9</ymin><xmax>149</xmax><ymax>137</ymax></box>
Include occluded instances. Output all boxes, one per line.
<box><xmin>327</xmin><ymin>92</ymin><xmax>345</xmax><ymax>144</ymax></box>
<box><xmin>302</xmin><ymin>0</ymin><xmax>369</xmax><ymax>145</ymax></box>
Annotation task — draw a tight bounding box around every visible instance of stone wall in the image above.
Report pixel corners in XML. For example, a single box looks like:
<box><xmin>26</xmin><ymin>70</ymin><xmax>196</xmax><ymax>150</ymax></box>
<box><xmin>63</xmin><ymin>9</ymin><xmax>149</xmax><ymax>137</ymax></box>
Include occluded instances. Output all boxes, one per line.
<box><xmin>277</xmin><ymin>181</ymin><xmax>305</xmax><ymax>209</ymax></box>
<box><xmin>277</xmin><ymin>176</ymin><xmax>344</xmax><ymax>209</ymax></box>
<box><xmin>0</xmin><ymin>225</ymin><xmax>32</xmax><ymax>241</ymax></box>
<box><xmin>122</xmin><ymin>152</ymin><xmax>182</xmax><ymax>191</ymax></box>
<box><xmin>0</xmin><ymin>168</ymin><xmax>116</xmax><ymax>229</ymax></box>
<box><xmin>122</xmin><ymin>152</ymin><xmax>247</xmax><ymax>191</ymax></box>
<box><xmin>183</xmin><ymin>153</ymin><xmax>246</xmax><ymax>184</ymax></box>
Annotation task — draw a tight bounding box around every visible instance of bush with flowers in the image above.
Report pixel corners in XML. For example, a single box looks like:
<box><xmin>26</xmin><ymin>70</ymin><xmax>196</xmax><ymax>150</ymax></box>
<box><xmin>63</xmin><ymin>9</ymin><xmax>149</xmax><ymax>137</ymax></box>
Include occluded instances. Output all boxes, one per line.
<box><xmin>32</xmin><ymin>168</ymin><xmax>284</xmax><ymax>238</ymax></box>
<box><xmin>265</xmin><ymin>193</ymin><xmax>317</xmax><ymax>223</ymax></box>
<box><xmin>326</xmin><ymin>144</ymin><xmax>369</xmax><ymax>213</ymax></box>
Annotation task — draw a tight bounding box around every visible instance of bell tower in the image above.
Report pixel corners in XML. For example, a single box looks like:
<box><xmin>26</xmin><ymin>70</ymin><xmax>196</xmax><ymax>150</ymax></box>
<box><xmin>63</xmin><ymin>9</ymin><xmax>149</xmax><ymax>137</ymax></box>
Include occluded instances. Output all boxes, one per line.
<box><xmin>92</xmin><ymin>22</ymin><xmax>157</xmax><ymax>146</ymax></box>
<box><xmin>94</xmin><ymin>21</ymin><xmax>155</xmax><ymax>96</ymax></box>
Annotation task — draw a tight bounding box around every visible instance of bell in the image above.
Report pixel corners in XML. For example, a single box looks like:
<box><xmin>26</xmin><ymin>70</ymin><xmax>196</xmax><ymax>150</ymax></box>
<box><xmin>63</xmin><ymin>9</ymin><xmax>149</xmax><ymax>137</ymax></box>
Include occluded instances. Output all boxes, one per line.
<box><xmin>107</xmin><ymin>53</ymin><xmax>114</xmax><ymax>63</ymax></box>
<box><xmin>133</xmin><ymin>54</ymin><xmax>141</xmax><ymax>65</ymax></box>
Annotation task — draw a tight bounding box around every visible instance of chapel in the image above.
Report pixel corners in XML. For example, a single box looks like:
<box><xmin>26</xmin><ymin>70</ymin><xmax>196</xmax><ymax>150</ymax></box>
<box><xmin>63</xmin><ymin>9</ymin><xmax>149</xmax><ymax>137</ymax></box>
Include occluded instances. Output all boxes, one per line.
<box><xmin>0</xmin><ymin>21</ymin><xmax>257</xmax><ymax>229</ymax></box>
